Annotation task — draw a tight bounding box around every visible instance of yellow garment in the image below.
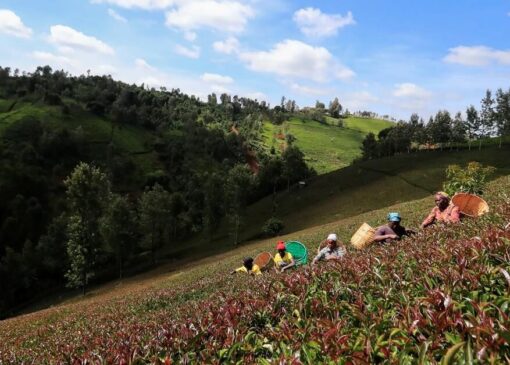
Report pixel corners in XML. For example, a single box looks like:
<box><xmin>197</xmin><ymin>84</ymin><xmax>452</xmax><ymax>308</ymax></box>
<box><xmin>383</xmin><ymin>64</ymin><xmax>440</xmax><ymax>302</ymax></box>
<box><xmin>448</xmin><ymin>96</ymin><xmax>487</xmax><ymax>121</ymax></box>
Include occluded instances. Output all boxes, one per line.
<box><xmin>235</xmin><ymin>264</ymin><xmax>262</xmax><ymax>275</ymax></box>
<box><xmin>274</xmin><ymin>252</ymin><xmax>293</xmax><ymax>265</ymax></box>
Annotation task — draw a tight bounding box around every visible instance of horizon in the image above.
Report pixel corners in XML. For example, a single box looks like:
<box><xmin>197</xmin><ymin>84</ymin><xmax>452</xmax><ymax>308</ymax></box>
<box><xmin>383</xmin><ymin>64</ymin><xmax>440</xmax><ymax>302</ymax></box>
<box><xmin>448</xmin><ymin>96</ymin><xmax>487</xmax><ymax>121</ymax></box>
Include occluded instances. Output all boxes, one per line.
<box><xmin>1</xmin><ymin>0</ymin><xmax>509</xmax><ymax>120</ymax></box>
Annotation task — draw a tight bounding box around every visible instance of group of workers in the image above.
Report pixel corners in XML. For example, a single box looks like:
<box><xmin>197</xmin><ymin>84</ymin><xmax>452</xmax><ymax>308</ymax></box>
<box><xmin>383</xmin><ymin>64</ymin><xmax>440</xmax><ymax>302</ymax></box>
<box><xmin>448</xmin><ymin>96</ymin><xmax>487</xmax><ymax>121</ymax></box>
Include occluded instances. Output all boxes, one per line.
<box><xmin>232</xmin><ymin>191</ymin><xmax>461</xmax><ymax>275</ymax></box>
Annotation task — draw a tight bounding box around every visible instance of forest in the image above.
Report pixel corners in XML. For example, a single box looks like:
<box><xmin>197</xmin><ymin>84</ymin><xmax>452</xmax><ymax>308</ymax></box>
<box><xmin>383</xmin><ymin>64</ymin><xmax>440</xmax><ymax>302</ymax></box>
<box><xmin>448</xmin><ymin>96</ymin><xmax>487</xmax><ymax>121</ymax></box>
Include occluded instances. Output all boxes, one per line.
<box><xmin>0</xmin><ymin>66</ymin><xmax>314</xmax><ymax>317</ymax></box>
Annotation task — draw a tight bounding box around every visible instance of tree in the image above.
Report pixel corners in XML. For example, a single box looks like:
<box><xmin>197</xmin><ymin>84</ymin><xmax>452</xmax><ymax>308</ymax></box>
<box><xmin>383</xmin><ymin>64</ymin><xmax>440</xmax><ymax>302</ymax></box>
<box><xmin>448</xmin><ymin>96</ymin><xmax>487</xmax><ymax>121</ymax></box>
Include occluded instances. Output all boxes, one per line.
<box><xmin>225</xmin><ymin>165</ymin><xmax>252</xmax><ymax>245</ymax></box>
<box><xmin>64</xmin><ymin>163</ymin><xmax>111</xmax><ymax>293</ymax></box>
<box><xmin>100</xmin><ymin>194</ymin><xmax>137</xmax><ymax>279</ymax></box>
<box><xmin>361</xmin><ymin>133</ymin><xmax>378</xmax><ymax>160</ymax></box>
<box><xmin>465</xmin><ymin>105</ymin><xmax>481</xmax><ymax>150</ymax></box>
<box><xmin>139</xmin><ymin>183</ymin><xmax>172</xmax><ymax>265</ymax></box>
<box><xmin>479</xmin><ymin>89</ymin><xmax>495</xmax><ymax>150</ymax></box>
<box><xmin>203</xmin><ymin>173</ymin><xmax>225</xmax><ymax>241</ymax></box>
<box><xmin>282</xmin><ymin>146</ymin><xmax>310</xmax><ymax>191</ymax></box>
<box><xmin>495</xmin><ymin>88</ymin><xmax>510</xmax><ymax>148</ymax></box>
<box><xmin>451</xmin><ymin>112</ymin><xmax>467</xmax><ymax>148</ymax></box>
<box><xmin>328</xmin><ymin>97</ymin><xmax>342</xmax><ymax>118</ymax></box>
<box><xmin>315</xmin><ymin>100</ymin><xmax>325</xmax><ymax>110</ymax></box>
<box><xmin>428</xmin><ymin>110</ymin><xmax>452</xmax><ymax>149</ymax></box>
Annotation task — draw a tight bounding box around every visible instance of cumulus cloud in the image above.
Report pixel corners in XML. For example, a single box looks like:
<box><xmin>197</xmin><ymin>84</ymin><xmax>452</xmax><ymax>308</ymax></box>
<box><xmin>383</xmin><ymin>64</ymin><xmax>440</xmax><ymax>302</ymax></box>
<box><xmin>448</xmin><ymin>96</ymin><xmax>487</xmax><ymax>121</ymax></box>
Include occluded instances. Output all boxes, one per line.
<box><xmin>293</xmin><ymin>7</ymin><xmax>355</xmax><ymax>37</ymax></box>
<box><xmin>165</xmin><ymin>1</ymin><xmax>254</xmax><ymax>33</ymax></box>
<box><xmin>290</xmin><ymin>82</ymin><xmax>330</xmax><ymax>96</ymax></box>
<box><xmin>108</xmin><ymin>8</ymin><xmax>127</xmax><ymax>22</ymax></box>
<box><xmin>444</xmin><ymin>45</ymin><xmax>510</xmax><ymax>66</ymax></box>
<box><xmin>175</xmin><ymin>44</ymin><xmax>200</xmax><ymax>59</ymax></box>
<box><xmin>32</xmin><ymin>51</ymin><xmax>74</xmax><ymax>66</ymax></box>
<box><xmin>135</xmin><ymin>58</ymin><xmax>155</xmax><ymax>71</ymax></box>
<box><xmin>239</xmin><ymin>39</ymin><xmax>354</xmax><ymax>82</ymax></box>
<box><xmin>201</xmin><ymin>72</ymin><xmax>233</xmax><ymax>84</ymax></box>
<box><xmin>213</xmin><ymin>36</ymin><xmax>240</xmax><ymax>54</ymax></box>
<box><xmin>49</xmin><ymin>25</ymin><xmax>115</xmax><ymax>55</ymax></box>
<box><xmin>344</xmin><ymin>91</ymin><xmax>379</xmax><ymax>110</ymax></box>
<box><xmin>392</xmin><ymin>83</ymin><xmax>432</xmax><ymax>110</ymax></box>
<box><xmin>0</xmin><ymin>9</ymin><xmax>33</xmax><ymax>38</ymax></box>
<box><xmin>91</xmin><ymin>0</ymin><xmax>174</xmax><ymax>10</ymax></box>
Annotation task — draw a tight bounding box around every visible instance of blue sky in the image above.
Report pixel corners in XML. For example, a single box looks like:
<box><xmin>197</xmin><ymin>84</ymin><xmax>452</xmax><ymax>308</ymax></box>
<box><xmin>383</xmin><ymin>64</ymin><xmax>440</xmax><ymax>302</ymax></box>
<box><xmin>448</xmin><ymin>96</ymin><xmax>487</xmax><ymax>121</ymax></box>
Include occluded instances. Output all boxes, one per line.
<box><xmin>0</xmin><ymin>0</ymin><xmax>509</xmax><ymax>119</ymax></box>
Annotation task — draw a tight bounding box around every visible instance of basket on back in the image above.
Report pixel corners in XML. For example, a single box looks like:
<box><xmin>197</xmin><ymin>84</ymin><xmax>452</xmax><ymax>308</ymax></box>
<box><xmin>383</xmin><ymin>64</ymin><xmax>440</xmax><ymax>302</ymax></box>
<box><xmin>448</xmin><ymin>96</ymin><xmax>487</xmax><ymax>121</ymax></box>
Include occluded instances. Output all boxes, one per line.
<box><xmin>285</xmin><ymin>241</ymin><xmax>308</xmax><ymax>266</ymax></box>
<box><xmin>452</xmin><ymin>193</ymin><xmax>489</xmax><ymax>217</ymax></box>
<box><xmin>350</xmin><ymin>223</ymin><xmax>375</xmax><ymax>250</ymax></box>
<box><xmin>254</xmin><ymin>252</ymin><xmax>273</xmax><ymax>271</ymax></box>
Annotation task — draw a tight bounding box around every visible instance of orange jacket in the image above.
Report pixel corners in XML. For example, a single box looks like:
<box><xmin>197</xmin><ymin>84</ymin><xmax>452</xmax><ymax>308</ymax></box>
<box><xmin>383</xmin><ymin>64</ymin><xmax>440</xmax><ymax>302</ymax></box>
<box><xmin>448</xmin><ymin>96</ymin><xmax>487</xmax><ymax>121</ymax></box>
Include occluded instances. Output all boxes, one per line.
<box><xmin>422</xmin><ymin>204</ymin><xmax>460</xmax><ymax>227</ymax></box>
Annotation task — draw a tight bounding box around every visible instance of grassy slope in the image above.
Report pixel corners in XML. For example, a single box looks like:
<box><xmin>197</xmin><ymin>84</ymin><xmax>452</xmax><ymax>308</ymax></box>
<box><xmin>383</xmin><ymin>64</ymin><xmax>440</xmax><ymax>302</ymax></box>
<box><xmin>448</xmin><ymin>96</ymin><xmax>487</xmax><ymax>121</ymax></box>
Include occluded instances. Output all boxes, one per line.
<box><xmin>2</xmin><ymin>175</ymin><xmax>509</xmax><ymax>363</ymax></box>
<box><xmin>0</xmin><ymin>98</ymin><xmax>161</xmax><ymax>182</ymax></box>
<box><xmin>263</xmin><ymin>116</ymin><xmax>393</xmax><ymax>174</ymax></box>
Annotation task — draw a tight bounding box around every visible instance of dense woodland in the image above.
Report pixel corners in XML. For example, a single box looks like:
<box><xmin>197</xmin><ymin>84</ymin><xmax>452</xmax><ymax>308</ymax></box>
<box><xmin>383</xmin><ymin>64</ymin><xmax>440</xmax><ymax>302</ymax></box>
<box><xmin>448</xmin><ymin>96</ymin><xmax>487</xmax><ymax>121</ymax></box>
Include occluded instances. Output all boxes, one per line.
<box><xmin>0</xmin><ymin>66</ymin><xmax>315</xmax><ymax>317</ymax></box>
<box><xmin>360</xmin><ymin>89</ymin><xmax>510</xmax><ymax>160</ymax></box>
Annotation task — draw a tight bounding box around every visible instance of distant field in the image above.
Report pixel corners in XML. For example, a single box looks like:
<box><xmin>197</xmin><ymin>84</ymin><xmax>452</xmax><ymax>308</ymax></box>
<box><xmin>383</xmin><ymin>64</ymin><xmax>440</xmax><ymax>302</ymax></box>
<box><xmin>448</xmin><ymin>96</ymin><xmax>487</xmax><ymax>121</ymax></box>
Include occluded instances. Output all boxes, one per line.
<box><xmin>263</xmin><ymin>116</ymin><xmax>393</xmax><ymax>174</ymax></box>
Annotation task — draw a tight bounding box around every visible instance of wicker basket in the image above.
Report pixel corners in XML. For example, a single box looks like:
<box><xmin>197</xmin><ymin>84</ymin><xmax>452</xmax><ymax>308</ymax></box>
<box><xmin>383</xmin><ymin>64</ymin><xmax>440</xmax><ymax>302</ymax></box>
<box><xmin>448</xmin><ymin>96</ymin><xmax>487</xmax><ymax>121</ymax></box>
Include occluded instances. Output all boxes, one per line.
<box><xmin>254</xmin><ymin>252</ymin><xmax>273</xmax><ymax>271</ymax></box>
<box><xmin>452</xmin><ymin>193</ymin><xmax>489</xmax><ymax>218</ymax></box>
<box><xmin>350</xmin><ymin>223</ymin><xmax>375</xmax><ymax>250</ymax></box>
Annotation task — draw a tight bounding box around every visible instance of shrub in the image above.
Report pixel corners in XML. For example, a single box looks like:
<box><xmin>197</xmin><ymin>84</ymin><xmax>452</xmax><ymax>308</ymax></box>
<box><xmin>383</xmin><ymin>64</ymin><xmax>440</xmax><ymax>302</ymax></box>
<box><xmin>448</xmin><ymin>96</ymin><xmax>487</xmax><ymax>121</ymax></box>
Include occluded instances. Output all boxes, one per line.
<box><xmin>261</xmin><ymin>217</ymin><xmax>284</xmax><ymax>237</ymax></box>
<box><xmin>443</xmin><ymin>161</ymin><xmax>496</xmax><ymax>195</ymax></box>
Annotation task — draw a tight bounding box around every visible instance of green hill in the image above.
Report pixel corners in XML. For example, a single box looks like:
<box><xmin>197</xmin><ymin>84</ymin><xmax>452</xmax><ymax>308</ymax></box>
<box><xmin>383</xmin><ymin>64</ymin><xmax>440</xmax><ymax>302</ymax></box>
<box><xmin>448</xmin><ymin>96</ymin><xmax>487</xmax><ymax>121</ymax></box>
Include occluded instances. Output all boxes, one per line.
<box><xmin>262</xmin><ymin>116</ymin><xmax>393</xmax><ymax>174</ymax></box>
<box><xmin>2</xmin><ymin>175</ymin><xmax>509</xmax><ymax>363</ymax></box>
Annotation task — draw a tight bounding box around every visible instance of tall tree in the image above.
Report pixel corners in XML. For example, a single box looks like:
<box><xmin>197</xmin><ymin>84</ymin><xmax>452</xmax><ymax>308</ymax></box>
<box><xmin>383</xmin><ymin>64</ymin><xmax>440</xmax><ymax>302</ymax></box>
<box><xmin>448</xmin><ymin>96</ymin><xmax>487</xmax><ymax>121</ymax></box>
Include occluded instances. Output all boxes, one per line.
<box><xmin>361</xmin><ymin>133</ymin><xmax>378</xmax><ymax>160</ymax></box>
<box><xmin>64</xmin><ymin>162</ymin><xmax>110</xmax><ymax>294</ymax></box>
<box><xmin>479</xmin><ymin>89</ymin><xmax>495</xmax><ymax>150</ymax></box>
<box><xmin>495</xmin><ymin>88</ymin><xmax>510</xmax><ymax>148</ymax></box>
<box><xmin>100</xmin><ymin>194</ymin><xmax>137</xmax><ymax>279</ymax></box>
<box><xmin>465</xmin><ymin>105</ymin><xmax>480</xmax><ymax>150</ymax></box>
<box><xmin>139</xmin><ymin>183</ymin><xmax>172</xmax><ymax>264</ymax></box>
<box><xmin>328</xmin><ymin>97</ymin><xmax>342</xmax><ymax>118</ymax></box>
<box><xmin>225</xmin><ymin>165</ymin><xmax>252</xmax><ymax>245</ymax></box>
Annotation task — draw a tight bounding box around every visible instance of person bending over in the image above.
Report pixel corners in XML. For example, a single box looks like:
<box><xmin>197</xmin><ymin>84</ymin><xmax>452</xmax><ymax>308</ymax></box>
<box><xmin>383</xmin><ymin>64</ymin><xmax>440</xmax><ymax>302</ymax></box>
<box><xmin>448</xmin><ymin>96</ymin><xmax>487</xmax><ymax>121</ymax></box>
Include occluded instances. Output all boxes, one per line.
<box><xmin>273</xmin><ymin>241</ymin><xmax>295</xmax><ymax>273</ymax></box>
<box><xmin>373</xmin><ymin>212</ymin><xmax>415</xmax><ymax>244</ymax></box>
<box><xmin>231</xmin><ymin>257</ymin><xmax>262</xmax><ymax>275</ymax></box>
<box><xmin>421</xmin><ymin>191</ymin><xmax>460</xmax><ymax>229</ymax></box>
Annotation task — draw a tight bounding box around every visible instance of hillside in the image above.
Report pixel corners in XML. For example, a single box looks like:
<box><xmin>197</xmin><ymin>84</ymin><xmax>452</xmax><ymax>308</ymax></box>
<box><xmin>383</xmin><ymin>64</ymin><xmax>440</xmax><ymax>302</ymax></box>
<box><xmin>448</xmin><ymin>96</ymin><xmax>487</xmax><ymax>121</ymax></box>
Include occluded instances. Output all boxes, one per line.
<box><xmin>1</xmin><ymin>175</ymin><xmax>509</xmax><ymax>363</ymax></box>
<box><xmin>262</xmin><ymin>116</ymin><xmax>393</xmax><ymax>174</ymax></box>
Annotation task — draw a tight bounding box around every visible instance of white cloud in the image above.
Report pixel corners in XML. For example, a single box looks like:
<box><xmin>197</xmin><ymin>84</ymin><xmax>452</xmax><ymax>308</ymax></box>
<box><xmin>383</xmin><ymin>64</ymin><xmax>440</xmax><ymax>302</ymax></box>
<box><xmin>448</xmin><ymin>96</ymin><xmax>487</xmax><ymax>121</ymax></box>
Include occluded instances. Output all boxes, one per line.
<box><xmin>165</xmin><ymin>1</ymin><xmax>254</xmax><ymax>33</ymax></box>
<box><xmin>91</xmin><ymin>0</ymin><xmax>174</xmax><ymax>10</ymax></box>
<box><xmin>184</xmin><ymin>31</ymin><xmax>197</xmax><ymax>41</ymax></box>
<box><xmin>213</xmin><ymin>36</ymin><xmax>239</xmax><ymax>54</ymax></box>
<box><xmin>49</xmin><ymin>25</ymin><xmax>115</xmax><ymax>55</ymax></box>
<box><xmin>293</xmin><ymin>7</ymin><xmax>355</xmax><ymax>37</ymax></box>
<box><xmin>290</xmin><ymin>82</ymin><xmax>330</xmax><ymax>96</ymax></box>
<box><xmin>392</xmin><ymin>83</ymin><xmax>432</xmax><ymax>110</ymax></box>
<box><xmin>32</xmin><ymin>51</ymin><xmax>74</xmax><ymax>66</ymax></box>
<box><xmin>245</xmin><ymin>91</ymin><xmax>268</xmax><ymax>102</ymax></box>
<box><xmin>175</xmin><ymin>44</ymin><xmax>200</xmax><ymax>59</ymax></box>
<box><xmin>239</xmin><ymin>39</ymin><xmax>354</xmax><ymax>82</ymax></box>
<box><xmin>444</xmin><ymin>45</ymin><xmax>510</xmax><ymax>66</ymax></box>
<box><xmin>108</xmin><ymin>8</ymin><xmax>127</xmax><ymax>22</ymax></box>
<box><xmin>201</xmin><ymin>72</ymin><xmax>233</xmax><ymax>84</ymax></box>
<box><xmin>135</xmin><ymin>58</ymin><xmax>155</xmax><ymax>71</ymax></box>
<box><xmin>344</xmin><ymin>91</ymin><xmax>379</xmax><ymax>110</ymax></box>
<box><xmin>0</xmin><ymin>9</ymin><xmax>33</xmax><ymax>38</ymax></box>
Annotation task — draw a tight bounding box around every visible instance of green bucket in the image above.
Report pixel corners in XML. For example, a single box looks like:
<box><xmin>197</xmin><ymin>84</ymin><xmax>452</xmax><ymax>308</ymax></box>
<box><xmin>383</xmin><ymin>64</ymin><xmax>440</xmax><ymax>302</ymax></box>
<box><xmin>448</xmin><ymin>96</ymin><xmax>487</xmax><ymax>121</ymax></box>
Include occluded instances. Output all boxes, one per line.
<box><xmin>285</xmin><ymin>241</ymin><xmax>308</xmax><ymax>266</ymax></box>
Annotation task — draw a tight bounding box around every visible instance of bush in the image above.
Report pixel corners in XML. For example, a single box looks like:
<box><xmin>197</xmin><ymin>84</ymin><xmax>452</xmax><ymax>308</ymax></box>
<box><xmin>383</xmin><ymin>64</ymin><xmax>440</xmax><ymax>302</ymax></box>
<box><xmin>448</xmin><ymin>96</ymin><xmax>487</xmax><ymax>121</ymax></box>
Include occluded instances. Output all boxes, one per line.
<box><xmin>261</xmin><ymin>217</ymin><xmax>284</xmax><ymax>237</ymax></box>
<box><xmin>443</xmin><ymin>161</ymin><xmax>496</xmax><ymax>195</ymax></box>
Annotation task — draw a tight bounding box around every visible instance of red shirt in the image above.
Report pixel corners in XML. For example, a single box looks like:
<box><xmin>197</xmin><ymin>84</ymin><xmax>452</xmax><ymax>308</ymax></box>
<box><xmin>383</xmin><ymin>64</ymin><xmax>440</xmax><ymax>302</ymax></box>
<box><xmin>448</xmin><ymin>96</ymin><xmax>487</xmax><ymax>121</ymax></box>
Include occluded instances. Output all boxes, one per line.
<box><xmin>422</xmin><ymin>204</ymin><xmax>460</xmax><ymax>227</ymax></box>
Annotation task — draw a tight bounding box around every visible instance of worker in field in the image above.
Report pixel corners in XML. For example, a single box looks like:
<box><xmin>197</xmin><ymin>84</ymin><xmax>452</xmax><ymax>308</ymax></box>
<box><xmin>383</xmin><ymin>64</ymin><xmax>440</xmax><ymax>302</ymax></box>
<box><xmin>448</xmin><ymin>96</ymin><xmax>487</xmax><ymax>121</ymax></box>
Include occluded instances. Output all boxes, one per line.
<box><xmin>312</xmin><ymin>233</ymin><xmax>346</xmax><ymax>265</ymax></box>
<box><xmin>373</xmin><ymin>212</ymin><xmax>415</xmax><ymax>244</ymax></box>
<box><xmin>230</xmin><ymin>257</ymin><xmax>262</xmax><ymax>275</ymax></box>
<box><xmin>421</xmin><ymin>191</ymin><xmax>460</xmax><ymax>228</ymax></box>
<box><xmin>274</xmin><ymin>241</ymin><xmax>295</xmax><ymax>273</ymax></box>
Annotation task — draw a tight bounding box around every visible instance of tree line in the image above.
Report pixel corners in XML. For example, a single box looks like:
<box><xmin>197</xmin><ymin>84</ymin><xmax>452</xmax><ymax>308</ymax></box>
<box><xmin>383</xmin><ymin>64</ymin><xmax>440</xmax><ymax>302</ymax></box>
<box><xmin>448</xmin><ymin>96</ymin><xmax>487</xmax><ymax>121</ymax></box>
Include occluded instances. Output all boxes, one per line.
<box><xmin>360</xmin><ymin>89</ymin><xmax>510</xmax><ymax>160</ymax></box>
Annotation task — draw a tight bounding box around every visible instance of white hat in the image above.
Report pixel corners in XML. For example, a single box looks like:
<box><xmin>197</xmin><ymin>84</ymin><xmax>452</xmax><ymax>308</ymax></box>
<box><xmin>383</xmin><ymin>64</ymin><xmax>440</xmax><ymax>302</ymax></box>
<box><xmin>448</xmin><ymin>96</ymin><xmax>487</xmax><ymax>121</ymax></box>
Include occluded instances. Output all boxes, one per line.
<box><xmin>327</xmin><ymin>233</ymin><xmax>337</xmax><ymax>241</ymax></box>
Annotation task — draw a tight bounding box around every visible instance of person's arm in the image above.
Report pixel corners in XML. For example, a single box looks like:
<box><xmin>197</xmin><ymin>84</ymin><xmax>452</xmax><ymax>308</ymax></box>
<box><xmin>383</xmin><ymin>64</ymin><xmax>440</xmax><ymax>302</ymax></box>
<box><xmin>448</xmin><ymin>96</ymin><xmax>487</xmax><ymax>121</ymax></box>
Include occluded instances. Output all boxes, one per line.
<box><xmin>421</xmin><ymin>208</ymin><xmax>437</xmax><ymax>228</ymax></box>
<box><xmin>312</xmin><ymin>250</ymin><xmax>325</xmax><ymax>265</ymax></box>
<box><xmin>448</xmin><ymin>206</ymin><xmax>460</xmax><ymax>223</ymax></box>
<box><xmin>281</xmin><ymin>257</ymin><xmax>295</xmax><ymax>271</ymax></box>
<box><xmin>373</xmin><ymin>227</ymin><xmax>397</xmax><ymax>242</ymax></box>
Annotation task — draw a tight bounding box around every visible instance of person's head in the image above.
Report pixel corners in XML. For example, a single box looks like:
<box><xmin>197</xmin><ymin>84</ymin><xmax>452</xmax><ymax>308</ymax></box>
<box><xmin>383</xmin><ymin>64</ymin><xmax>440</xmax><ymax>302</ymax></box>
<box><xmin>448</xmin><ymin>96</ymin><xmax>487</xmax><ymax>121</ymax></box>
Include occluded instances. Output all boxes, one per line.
<box><xmin>243</xmin><ymin>257</ymin><xmax>254</xmax><ymax>270</ymax></box>
<box><xmin>434</xmin><ymin>191</ymin><xmax>450</xmax><ymax>209</ymax></box>
<box><xmin>326</xmin><ymin>233</ymin><xmax>338</xmax><ymax>248</ymax></box>
<box><xmin>276</xmin><ymin>241</ymin><xmax>286</xmax><ymax>257</ymax></box>
<box><xmin>387</xmin><ymin>212</ymin><xmax>401</xmax><ymax>229</ymax></box>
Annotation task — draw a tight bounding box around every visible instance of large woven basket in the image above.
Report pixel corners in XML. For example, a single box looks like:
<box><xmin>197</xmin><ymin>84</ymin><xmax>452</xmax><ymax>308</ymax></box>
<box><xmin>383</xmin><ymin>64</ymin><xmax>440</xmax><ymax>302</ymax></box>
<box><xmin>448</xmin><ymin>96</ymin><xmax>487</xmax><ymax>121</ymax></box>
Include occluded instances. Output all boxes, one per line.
<box><xmin>254</xmin><ymin>252</ymin><xmax>273</xmax><ymax>271</ymax></box>
<box><xmin>452</xmin><ymin>193</ymin><xmax>489</xmax><ymax>217</ymax></box>
<box><xmin>350</xmin><ymin>223</ymin><xmax>375</xmax><ymax>250</ymax></box>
